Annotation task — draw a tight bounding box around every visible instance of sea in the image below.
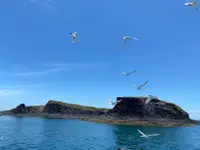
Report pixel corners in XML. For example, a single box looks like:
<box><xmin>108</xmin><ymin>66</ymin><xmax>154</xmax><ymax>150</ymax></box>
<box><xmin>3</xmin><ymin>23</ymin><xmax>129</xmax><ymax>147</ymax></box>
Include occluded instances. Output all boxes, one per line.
<box><xmin>0</xmin><ymin>116</ymin><xmax>199</xmax><ymax>150</ymax></box>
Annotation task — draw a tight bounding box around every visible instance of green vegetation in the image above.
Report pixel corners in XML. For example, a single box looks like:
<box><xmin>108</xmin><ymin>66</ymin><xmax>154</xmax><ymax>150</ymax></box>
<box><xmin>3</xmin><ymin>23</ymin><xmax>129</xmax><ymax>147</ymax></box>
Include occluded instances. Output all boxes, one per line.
<box><xmin>158</xmin><ymin>99</ymin><xmax>185</xmax><ymax>112</ymax></box>
<box><xmin>47</xmin><ymin>100</ymin><xmax>109</xmax><ymax>112</ymax></box>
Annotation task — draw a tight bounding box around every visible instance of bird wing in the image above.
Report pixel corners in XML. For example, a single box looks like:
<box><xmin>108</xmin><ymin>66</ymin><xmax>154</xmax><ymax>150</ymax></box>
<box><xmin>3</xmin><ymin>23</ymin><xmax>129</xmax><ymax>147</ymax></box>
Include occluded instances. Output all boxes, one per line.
<box><xmin>147</xmin><ymin>133</ymin><xmax>160</xmax><ymax>137</ymax></box>
<box><xmin>193</xmin><ymin>0</ymin><xmax>199</xmax><ymax>9</ymax></box>
<box><xmin>141</xmin><ymin>80</ymin><xmax>148</xmax><ymax>87</ymax></box>
<box><xmin>121</xmin><ymin>72</ymin><xmax>127</xmax><ymax>75</ymax></box>
<box><xmin>127</xmin><ymin>36</ymin><xmax>132</xmax><ymax>39</ymax></box>
<box><xmin>192</xmin><ymin>2</ymin><xmax>197</xmax><ymax>7</ymax></box>
<box><xmin>132</xmin><ymin>84</ymin><xmax>137</xmax><ymax>88</ymax></box>
<box><xmin>109</xmin><ymin>100</ymin><xmax>113</xmax><ymax>105</ymax></box>
<box><xmin>137</xmin><ymin>129</ymin><xmax>146</xmax><ymax>136</ymax></box>
<box><xmin>127</xmin><ymin>70</ymin><xmax>135</xmax><ymax>75</ymax></box>
<box><xmin>108</xmin><ymin>97</ymin><xmax>116</xmax><ymax>105</ymax></box>
<box><xmin>120</xmin><ymin>40</ymin><xmax>127</xmax><ymax>51</ymax></box>
<box><xmin>117</xmin><ymin>99</ymin><xmax>123</xmax><ymax>103</ymax></box>
<box><xmin>131</xmin><ymin>70</ymin><xmax>136</xmax><ymax>73</ymax></box>
<box><xmin>146</xmin><ymin>97</ymin><xmax>151</xmax><ymax>104</ymax></box>
<box><xmin>132</xmin><ymin>37</ymin><xmax>138</xmax><ymax>40</ymax></box>
<box><xmin>68</xmin><ymin>32</ymin><xmax>73</xmax><ymax>34</ymax></box>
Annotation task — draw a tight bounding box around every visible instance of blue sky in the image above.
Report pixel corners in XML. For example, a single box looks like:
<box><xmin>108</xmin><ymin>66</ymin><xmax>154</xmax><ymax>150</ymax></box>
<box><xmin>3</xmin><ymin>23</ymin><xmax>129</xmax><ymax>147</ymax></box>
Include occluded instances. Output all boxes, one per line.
<box><xmin>0</xmin><ymin>0</ymin><xmax>199</xmax><ymax>119</ymax></box>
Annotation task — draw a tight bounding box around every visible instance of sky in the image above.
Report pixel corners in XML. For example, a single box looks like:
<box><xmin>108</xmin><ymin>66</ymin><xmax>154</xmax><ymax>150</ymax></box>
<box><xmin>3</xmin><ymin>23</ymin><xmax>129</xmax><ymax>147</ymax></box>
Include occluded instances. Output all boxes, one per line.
<box><xmin>0</xmin><ymin>0</ymin><xmax>199</xmax><ymax>119</ymax></box>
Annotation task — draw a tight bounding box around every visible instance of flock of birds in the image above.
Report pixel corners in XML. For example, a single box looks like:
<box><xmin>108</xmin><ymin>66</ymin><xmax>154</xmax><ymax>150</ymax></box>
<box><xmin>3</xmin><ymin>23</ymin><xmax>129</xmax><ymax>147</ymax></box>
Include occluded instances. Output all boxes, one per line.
<box><xmin>69</xmin><ymin>31</ymin><xmax>159</xmax><ymax>106</ymax></box>
<box><xmin>31</xmin><ymin>0</ymin><xmax>200</xmax><ymax>11</ymax></box>
<box><xmin>67</xmin><ymin>2</ymin><xmax>199</xmax><ymax>149</ymax></box>
<box><xmin>14</xmin><ymin>1</ymin><xmax>198</xmax><ymax>150</ymax></box>
<box><xmin>68</xmin><ymin>0</ymin><xmax>199</xmax><ymax>107</ymax></box>
<box><xmin>107</xmin><ymin>58</ymin><xmax>158</xmax><ymax>105</ymax></box>
<box><xmin>30</xmin><ymin>0</ymin><xmax>199</xmax><ymax>107</ymax></box>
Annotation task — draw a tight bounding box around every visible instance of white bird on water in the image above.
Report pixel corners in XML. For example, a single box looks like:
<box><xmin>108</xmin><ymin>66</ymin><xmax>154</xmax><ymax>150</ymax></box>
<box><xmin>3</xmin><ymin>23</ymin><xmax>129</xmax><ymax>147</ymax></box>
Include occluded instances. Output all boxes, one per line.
<box><xmin>132</xmin><ymin>80</ymin><xmax>148</xmax><ymax>90</ymax></box>
<box><xmin>121</xmin><ymin>70</ymin><xmax>136</xmax><ymax>76</ymax></box>
<box><xmin>184</xmin><ymin>0</ymin><xmax>199</xmax><ymax>10</ymax></box>
<box><xmin>69</xmin><ymin>32</ymin><xmax>80</xmax><ymax>43</ymax></box>
<box><xmin>146</xmin><ymin>95</ymin><xmax>159</xmax><ymax>104</ymax></box>
<box><xmin>137</xmin><ymin>129</ymin><xmax>160</xmax><ymax>138</ymax></box>
<box><xmin>121</xmin><ymin>36</ymin><xmax>138</xmax><ymax>50</ymax></box>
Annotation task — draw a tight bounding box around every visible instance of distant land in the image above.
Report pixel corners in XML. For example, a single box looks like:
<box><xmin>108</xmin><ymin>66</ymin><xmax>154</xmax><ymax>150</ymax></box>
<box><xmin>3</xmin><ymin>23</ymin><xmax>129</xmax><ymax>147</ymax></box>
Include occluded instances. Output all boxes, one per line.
<box><xmin>0</xmin><ymin>97</ymin><xmax>199</xmax><ymax>127</ymax></box>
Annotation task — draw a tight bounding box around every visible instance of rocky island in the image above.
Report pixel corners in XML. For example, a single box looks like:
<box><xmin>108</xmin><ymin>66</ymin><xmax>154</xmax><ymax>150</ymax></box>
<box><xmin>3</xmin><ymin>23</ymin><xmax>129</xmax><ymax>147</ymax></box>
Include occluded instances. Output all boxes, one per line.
<box><xmin>0</xmin><ymin>97</ymin><xmax>199</xmax><ymax>126</ymax></box>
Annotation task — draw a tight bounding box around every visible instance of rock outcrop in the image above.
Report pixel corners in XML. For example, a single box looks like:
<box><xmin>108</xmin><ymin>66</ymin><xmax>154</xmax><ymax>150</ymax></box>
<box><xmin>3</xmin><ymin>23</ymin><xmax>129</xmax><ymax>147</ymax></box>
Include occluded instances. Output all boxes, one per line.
<box><xmin>109</xmin><ymin>97</ymin><xmax>189</xmax><ymax>120</ymax></box>
<box><xmin>43</xmin><ymin>100</ymin><xmax>108</xmax><ymax>116</ymax></box>
<box><xmin>11</xmin><ymin>104</ymin><xmax>44</xmax><ymax>114</ymax></box>
<box><xmin>0</xmin><ymin>97</ymin><xmax>198</xmax><ymax>126</ymax></box>
<box><xmin>12</xmin><ymin>104</ymin><xmax>27</xmax><ymax>113</ymax></box>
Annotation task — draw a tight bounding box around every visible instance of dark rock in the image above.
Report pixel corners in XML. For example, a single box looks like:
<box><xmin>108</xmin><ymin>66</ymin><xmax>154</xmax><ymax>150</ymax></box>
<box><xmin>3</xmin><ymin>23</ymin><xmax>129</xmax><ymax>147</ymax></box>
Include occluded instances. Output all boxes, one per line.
<box><xmin>109</xmin><ymin>97</ymin><xmax>189</xmax><ymax>120</ymax></box>
<box><xmin>12</xmin><ymin>104</ymin><xmax>27</xmax><ymax>114</ymax></box>
<box><xmin>43</xmin><ymin>100</ymin><xmax>108</xmax><ymax>116</ymax></box>
<box><xmin>10</xmin><ymin>104</ymin><xmax>44</xmax><ymax>114</ymax></box>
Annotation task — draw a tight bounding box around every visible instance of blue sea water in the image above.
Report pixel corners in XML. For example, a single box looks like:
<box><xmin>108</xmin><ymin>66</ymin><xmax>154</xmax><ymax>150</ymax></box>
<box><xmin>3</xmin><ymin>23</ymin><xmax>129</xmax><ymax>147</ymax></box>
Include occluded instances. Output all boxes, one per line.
<box><xmin>0</xmin><ymin>116</ymin><xmax>199</xmax><ymax>150</ymax></box>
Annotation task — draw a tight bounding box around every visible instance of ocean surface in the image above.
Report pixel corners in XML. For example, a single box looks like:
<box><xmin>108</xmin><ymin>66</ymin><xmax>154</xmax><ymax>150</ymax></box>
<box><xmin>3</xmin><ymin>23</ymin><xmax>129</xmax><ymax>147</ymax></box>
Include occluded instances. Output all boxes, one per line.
<box><xmin>0</xmin><ymin>116</ymin><xmax>199</xmax><ymax>150</ymax></box>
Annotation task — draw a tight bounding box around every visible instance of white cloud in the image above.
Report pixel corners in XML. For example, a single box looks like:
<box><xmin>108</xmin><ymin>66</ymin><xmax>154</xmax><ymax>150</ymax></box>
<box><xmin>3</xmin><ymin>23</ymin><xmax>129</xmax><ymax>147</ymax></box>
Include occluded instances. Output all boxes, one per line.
<box><xmin>0</xmin><ymin>89</ymin><xmax>24</xmax><ymax>96</ymax></box>
<box><xmin>42</xmin><ymin>62</ymin><xmax>101</xmax><ymax>69</ymax></box>
<box><xmin>0</xmin><ymin>83</ymin><xmax>56</xmax><ymax>89</ymax></box>
<box><xmin>0</xmin><ymin>61</ymin><xmax>110</xmax><ymax>77</ymax></box>
<box><xmin>19</xmin><ymin>83</ymin><xmax>56</xmax><ymax>88</ymax></box>
<box><xmin>14</xmin><ymin>67</ymin><xmax>67</xmax><ymax>76</ymax></box>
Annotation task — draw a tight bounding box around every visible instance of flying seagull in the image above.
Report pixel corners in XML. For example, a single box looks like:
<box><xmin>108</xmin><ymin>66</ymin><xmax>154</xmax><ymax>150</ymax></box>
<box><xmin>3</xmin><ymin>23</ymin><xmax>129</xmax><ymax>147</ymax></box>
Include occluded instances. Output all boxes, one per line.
<box><xmin>132</xmin><ymin>80</ymin><xmax>148</xmax><ymax>90</ymax></box>
<box><xmin>121</xmin><ymin>70</ymin><xmax>136</xmax><ymax>76</ymax></box>
<box><xmin>69</xmin><ymin>32</ymin><xmax>80</xmax><ymax>43</ymax></box>
<box><xmin>108</xmin><ymin>97</ymin><xmax>122</xmax><ymax>105</ymax></box>
<box><xmin>137</xmin><ymin>129</ymin><xmax>160</xmax><ymax>138</ymax></box>
<box><xmin>146</xmin><ymin>95</ymin><xmax>159</xmax><ymax>104</ymax></box>
<box><xmin>121</xmin><ymin>36</ymin><xmax>138</xmax><ymax>50</ymax></box>
<box><xmin>184</xmin><ymin>0</ymin><xmax>199</xmax><ymax>10</ymax></box>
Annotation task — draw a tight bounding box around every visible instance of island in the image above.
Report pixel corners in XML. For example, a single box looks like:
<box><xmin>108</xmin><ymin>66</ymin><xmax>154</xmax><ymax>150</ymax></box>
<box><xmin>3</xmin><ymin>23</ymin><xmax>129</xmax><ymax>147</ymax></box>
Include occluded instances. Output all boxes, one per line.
<box><xmin>0</xmin><ymin>97</ymin><xmax>199</xmax><ymax>126</ymax></box>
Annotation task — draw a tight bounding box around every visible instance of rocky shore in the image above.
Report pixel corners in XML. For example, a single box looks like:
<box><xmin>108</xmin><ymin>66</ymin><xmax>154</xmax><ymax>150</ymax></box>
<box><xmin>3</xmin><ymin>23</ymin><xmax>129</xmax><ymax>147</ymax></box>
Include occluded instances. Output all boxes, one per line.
<box><xmin>0</xmin><ymin>97</ymin><xmax>199</xmax><ymax>126</ymax></box>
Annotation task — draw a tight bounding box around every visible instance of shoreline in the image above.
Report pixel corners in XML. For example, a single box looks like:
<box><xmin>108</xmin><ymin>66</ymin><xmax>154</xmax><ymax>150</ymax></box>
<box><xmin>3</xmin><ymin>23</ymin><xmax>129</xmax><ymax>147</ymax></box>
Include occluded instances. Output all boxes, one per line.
<box><xmin>1</xmin><ymin>113</ymin><xmax>199</xmax><ymax>127</ymax></box>
<box><xmin>1</xmin><ymin>98</ymin><xmax>199</xmax><ymax>127</ymax></box>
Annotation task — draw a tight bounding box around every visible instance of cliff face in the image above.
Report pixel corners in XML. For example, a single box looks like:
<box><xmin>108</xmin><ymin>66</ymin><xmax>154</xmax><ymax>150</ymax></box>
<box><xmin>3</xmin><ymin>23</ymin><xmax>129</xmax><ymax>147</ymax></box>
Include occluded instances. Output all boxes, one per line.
<box><xmin>43</xmin><ymin>100</ymin><xmax>108</xmax><ymax>116</ymax></box>
<box><xmin>109</xmin><ymin>97</ymin><xmax>189</xmax><ymax>119</ymax></box>
<box><xmin>10</xmin><ymin>104</ymin><xmax>44</xmax><ymax>114</ymax></box>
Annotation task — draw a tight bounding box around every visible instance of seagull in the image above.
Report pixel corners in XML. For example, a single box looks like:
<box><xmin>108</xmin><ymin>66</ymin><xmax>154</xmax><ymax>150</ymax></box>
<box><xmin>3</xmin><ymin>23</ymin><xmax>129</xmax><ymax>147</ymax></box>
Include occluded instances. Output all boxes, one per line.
<box><xmin>121</xmin><ymin>70</ymin><xmax>136</xmax><ymax>76</ymax></box>
<box><xmin>108</xmin><ymin>97</ymin><xmax>122</xmax><ymax>105</ymax></box>
<box><xmin>121</xmin><ymin>36</ymin><xmax>138</xmax><ymax>50</ymax></box>
<box><xmin>146</xmin><ymin>95</ymin><xmax>159</xmax><ymax>104</ymax></box>
<box><xmin>184</xmin><ymin>0</ymin><xmax>199</xmax><ymax>10</ymax></box>
<box><xmin>137</xmin><ymin>129</ymin><xmax>160</xmax><ymax>138</ymax></box>
<box><xmin>138</xmin><ymin>129</ymin><xmax>149</xmax><ymax>138</ymax></box>
<box><xmin>69</xmin><ymin>32</ymin><xmax>80</xmax><ymax>43</ymax></box>
<box><xmin>132</xmin><ymin>80</ymin><xmax>148</xmax><ymax>90</ymax></box>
